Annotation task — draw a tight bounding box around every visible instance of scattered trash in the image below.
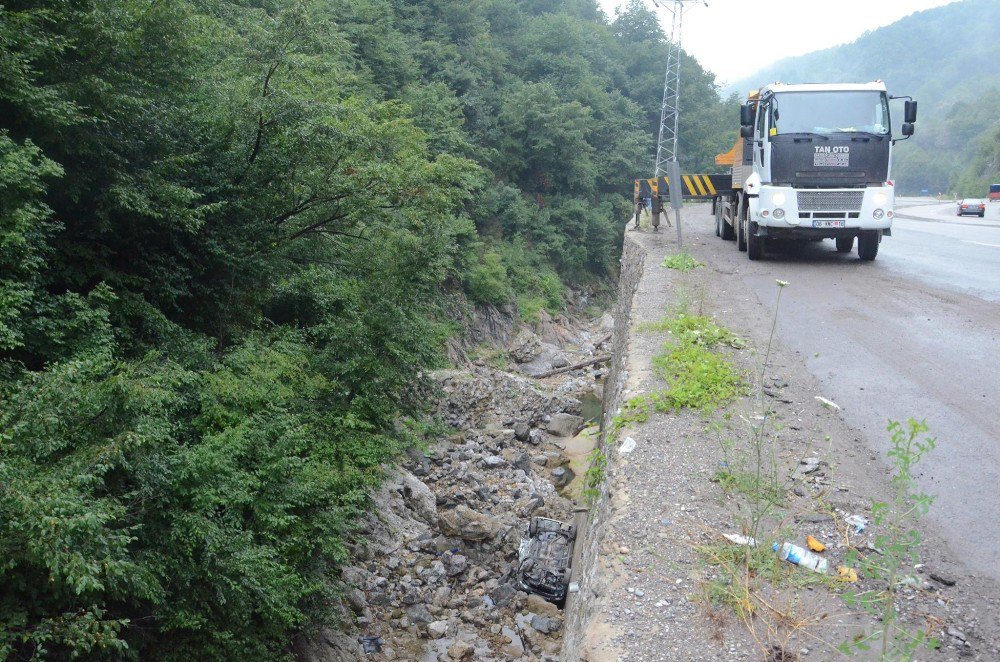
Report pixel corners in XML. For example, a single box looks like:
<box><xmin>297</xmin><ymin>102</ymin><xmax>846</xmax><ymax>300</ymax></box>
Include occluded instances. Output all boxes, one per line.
<box><xmin>358</xmin><ymin>636</ymin><xmax>383</xmax><ymax>654</ymax></box>
<box><xmin>805</xmin><ymin>535</ymin><xmax>826</xmax><ymax>552</ymax></box>
<box><xmin>836</xmin><ymin>566</ymin><xmax>859</xmax><ymax>582</ymax></box>
<box><xmin>723</xmin><ymin>533</ymin><xmax>758</xmax><ymax>547</ymax></box>
<box><xmin>814</xmin><ymin>396</ymin><xmax>841</xmax><ymax>410</ymax></box>
<box><xmin>845</xmin><ymin>514</ymin><xmax>868</xmax><ymax>533</ymax></box>
<box><xmin>796</xmin><ymin>457</ymin><xmax>821</xmax><ymax>475</ymax></box>
<box><xmin>618</xmin><ymin>436</ymin><xmax>636</xmax><ymax>455</ymax></box>
<box><xmin>795</xmin><ymin>512</ymin><xmax>833</xmax><ymax>524</ymax></box>
<box><xmin>930</xmin><ymin>572</ymin><xmax>957</xmax><ymax>587</ymax></box>
<box><xmin>774</xmin><ymin>542</ymin><xmax>829</xmax><ymax>574</ymax></box>
<box><xmin>897</xmin><ymin>574</ymin><xmax>928</xmax><ymax>590</ymax></box>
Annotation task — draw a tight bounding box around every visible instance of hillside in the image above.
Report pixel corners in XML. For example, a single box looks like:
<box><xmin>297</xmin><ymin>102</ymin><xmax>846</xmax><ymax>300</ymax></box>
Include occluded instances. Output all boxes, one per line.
<box><xmin>0</xmin><ymin>0</ymin><xmax>740</xmax><ymax>658</ymax></box>
<box><xmin>728</xmin><ymin>0</ymin><xmax>1000</xmax><ymax>195</ymax></box>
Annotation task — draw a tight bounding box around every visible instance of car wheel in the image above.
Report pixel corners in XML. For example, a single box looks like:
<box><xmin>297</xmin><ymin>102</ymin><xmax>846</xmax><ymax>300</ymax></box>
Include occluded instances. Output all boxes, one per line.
<box><xmin>980</xmin><ymin>212</ymin><xmax>985</xmax><ymax>217</ymax></box>
<box><xmin>858</xmin><ymin>230</ymin><xmax>879</xmax><ymax>261</ymax></box>
<box><xmin>835</xmin><ymin>236</ymin><xmax>854</xmax><ymax>253</ymax></box>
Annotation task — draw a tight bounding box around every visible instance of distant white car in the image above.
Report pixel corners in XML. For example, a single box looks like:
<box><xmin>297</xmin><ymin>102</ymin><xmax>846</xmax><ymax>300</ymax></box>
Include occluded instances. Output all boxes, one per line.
<box><xmin>957</xmin><ymin>199</ymin><xmax>986</xmax><ymax>217</ymax></box>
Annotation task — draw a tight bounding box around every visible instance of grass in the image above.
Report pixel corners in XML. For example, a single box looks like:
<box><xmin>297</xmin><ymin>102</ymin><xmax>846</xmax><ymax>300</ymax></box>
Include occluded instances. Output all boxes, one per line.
<box><xmin>581</xmin><ymin>447</ymin><xmax>607</xmax><ymax>505</ymax></box>
<box><xmin>711</xmin><ymin>467</ymin><xmax>785</xmax><ymax>506</ymax></box>
<box><xmin>660</xmin><ymin>252</ymin><xmax>703</xmax><ymax>271</ymax></box>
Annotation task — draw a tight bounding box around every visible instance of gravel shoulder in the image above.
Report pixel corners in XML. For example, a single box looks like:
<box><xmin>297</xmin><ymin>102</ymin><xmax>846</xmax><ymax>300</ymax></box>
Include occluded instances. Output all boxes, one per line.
<box><xmin>572</xmin><ymin>209</ymin><xmax>1000</xmax><ymax>661</ymax></box>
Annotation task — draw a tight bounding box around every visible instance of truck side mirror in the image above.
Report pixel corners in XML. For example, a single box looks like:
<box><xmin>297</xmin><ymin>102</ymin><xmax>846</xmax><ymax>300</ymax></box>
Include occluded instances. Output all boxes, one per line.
<box><xmin>901</xmin><ymin>122</ymin><xmax>914</xmax><ymax>136</ymax></box>
<box><xmin>740</xmin><ymin>125</ymin><xmax>754</xmax><ymax>138</ymax></box>
<box><xmin>740</xmin><ymin>104</ymin><xmax>754</xmax><ymax>127</ymax></box>
<box><xmin>904</xmin><ymin>100</ymin><xmax>917</xmax><ymax>123</ymax></box>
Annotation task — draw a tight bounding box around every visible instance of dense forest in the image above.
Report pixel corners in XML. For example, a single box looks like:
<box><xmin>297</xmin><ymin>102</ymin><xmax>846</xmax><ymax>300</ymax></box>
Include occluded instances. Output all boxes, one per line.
<box><xmin>729</xmin><ymin>0</ymin><xmax>1000</xmax><ymax>196</ymax></box>
<box><xmin>0</xmin><ymin>0</ymin><xmax>736</xmax><ymax>658</ymax></box>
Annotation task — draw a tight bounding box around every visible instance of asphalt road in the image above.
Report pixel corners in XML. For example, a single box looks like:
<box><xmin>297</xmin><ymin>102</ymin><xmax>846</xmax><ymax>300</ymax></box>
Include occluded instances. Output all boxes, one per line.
<box><xmin>694</xmin><ymin>198</ymin><xmax>1000</xmax><ymax>580</ymax></box>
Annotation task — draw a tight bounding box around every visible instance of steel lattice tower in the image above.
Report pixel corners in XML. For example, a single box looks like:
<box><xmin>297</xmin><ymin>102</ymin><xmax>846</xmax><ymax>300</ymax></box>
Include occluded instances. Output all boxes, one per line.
<box><xmin>654</xmin><ymin>0</ymin><xmax>686</xmax><ymax>176</ymax></box>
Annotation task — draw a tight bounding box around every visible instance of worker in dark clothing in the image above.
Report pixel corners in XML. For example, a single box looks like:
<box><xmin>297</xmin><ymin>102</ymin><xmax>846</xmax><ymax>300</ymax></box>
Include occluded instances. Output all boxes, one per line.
<box><xmin>650</xmin><ymin>194</ymin><xmax>662</xmax><ymax>231</ymax></box>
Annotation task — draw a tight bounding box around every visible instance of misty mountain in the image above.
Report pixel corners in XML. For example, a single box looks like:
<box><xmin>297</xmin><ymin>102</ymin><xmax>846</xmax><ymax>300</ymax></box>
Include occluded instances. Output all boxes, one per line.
<box><xmin>725</xmin><ymin>0</ymin><xmax>1000</xmax><ymax>195</ymax></box>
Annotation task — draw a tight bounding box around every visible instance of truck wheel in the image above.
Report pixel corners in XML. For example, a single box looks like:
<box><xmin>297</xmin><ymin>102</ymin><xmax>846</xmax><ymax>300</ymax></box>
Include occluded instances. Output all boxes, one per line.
<box><xmin>722</xmin><ymin>203</ymin><xmax>735</xmax><ymax>240</ymax></box>
<box><xmin>747</xmin><ymin>221</ymin><xmax>764</xmax><ymax>260</ymax></box>
<box><xmin>835</xmin><ymin>236</ymin><xmax>854</xmax><ymax>253</ymax></box>
<box><xmin>736</xmin><ymin>194</ymin><xmax>747</xmax><ymax>252</ymax></box>
<box><xmin>714</xmin><ymin>201</ymin><xmax>721</xmax><ymax>237</ymax></box>
<box><xmin>858</xmin><ymin>231</ymin><xmax>879</xmax><ymax>261</ymax></box>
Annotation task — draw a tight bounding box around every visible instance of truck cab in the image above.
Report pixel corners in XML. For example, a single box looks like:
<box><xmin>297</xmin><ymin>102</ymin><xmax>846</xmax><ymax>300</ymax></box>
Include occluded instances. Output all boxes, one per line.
<box><xmin>736</xmin><ymin>82</ymin><xmax>916</xmax><ymax>261</ymax></box>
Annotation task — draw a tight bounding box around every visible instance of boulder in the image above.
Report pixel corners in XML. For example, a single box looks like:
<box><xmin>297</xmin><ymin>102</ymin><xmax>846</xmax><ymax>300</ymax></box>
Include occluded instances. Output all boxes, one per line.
<box><xmin>438</xmin><ymin>505</ymin><xmax>500</xmax><ymax>541</ymax></box>
<box><xmin>513</xmin><ymin>422</ymin><xmax>530</xmax><ymax>442</ymax></box>
<box><xmin>526</xmin><ymin>593</ymin><xmax>562</xmax><ymax>619</ymax></box>
<box><xmin>551</xmin><ymin>466</ymin><xmax>575</xmax><ymax>488</ymax></box>
<box><xmin>448</xmin><ymin>641</ymin><xmax>475</xmax><ymax>660</ymax></box>
<box><xmin>501</xmin><ymin>625</ymin><xmax>525</xmax><ymax>658</ymax></box>
<box><xmin>400</xmin><ymin>471</ymin><xmax>437</xmax><ymax>525</ymax></box>
<box><xmin>530</xmin><ymin>613</ymin><xmax>562</xmax><ymax>634</ymax></box>
<box><xmin>517</xmin><ymin>342</ymin><xmax>563</xmax><ymax>377</ymax></box>
<box><xmin>489</xmin><ymin>583</ymin><xmax>517</xmax><ymax>607</ymax></box>
<box><xmin>444</xmin><ymin>553</ymin><xmax>468</xmax><ymax>577</ymax></box>
<box><xmin>427</xmin><ymin>620</ymin><xmax>449</xmax><ymax>639</ymax></box>
<box><xmin>547</xmin><ymin>413</ymin><xmax>584</xmax><ymax>437</ymax></box>
<box><xmin>550</xmin><ymin>353</ymin><xmax>570</xmax><ymax>369</ymax></box>
<box><xmin>508</xmin><ymin>328</ymin><xmax>542</xmax><ymax>363</ymax></box>
<box><xmin>405</xmin><ymin>604</ymin><xmax>433</xmax><ymax>625</ymax></box>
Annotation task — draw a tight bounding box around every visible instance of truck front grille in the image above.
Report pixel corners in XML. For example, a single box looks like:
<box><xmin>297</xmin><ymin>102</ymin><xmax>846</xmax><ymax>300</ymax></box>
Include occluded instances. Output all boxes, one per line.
<box><xmin>796</xmin><ymin>191</ymin><xmax>864</xmax><ymax>211</ymax></box>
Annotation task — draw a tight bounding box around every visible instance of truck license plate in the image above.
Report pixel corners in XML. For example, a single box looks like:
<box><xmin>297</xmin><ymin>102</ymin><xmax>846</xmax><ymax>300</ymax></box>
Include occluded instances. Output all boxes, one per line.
<box><xmin>812</xmin><ymin>220</ymin><xmax>845</xmax><ymax>228</ymax></box>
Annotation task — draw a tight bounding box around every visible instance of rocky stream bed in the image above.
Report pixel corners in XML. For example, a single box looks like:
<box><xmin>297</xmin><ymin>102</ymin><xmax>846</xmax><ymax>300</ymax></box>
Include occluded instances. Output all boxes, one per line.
<box><xmin>298</xmin><ymin>310</ymin><xmax>615</xmax><ymax>661</ymax></box>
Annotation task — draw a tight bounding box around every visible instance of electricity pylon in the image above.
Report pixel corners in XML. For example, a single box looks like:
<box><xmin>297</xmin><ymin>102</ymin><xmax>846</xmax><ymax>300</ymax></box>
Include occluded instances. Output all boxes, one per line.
<box><xmin>654</xmin><ymin>0</ymin><xmax>687</xmax><ymax>177</ymax></box>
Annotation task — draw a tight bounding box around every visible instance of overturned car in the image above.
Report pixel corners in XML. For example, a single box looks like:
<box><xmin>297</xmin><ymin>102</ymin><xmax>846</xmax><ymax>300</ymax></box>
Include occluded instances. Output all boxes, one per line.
<box><xmin>516</xmin><ymin>517</ymin><xmax>577</xmax><ymax>604</ymax></box>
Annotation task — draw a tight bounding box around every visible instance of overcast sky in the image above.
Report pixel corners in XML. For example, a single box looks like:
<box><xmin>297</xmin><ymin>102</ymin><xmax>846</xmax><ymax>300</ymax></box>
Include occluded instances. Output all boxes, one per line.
<box><xmin>598</xmin><ymin>0</ymin><xmax>960</xmax><ymax>84</ymax></box>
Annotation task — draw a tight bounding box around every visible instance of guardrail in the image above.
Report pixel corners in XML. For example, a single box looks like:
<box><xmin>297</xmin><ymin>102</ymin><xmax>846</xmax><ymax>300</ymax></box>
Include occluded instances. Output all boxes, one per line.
<box><xmin>634</xmin><ymin>174</ymin><xmax>731</xmax><ymax>200</ymax></box>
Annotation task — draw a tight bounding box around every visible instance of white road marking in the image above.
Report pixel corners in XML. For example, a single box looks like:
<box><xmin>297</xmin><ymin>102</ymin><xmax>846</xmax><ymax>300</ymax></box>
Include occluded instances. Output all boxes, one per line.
<box><xmin>963</xmin><ymin>241</ymin><xmax>1000</xmax><ymax>249</ymax></box>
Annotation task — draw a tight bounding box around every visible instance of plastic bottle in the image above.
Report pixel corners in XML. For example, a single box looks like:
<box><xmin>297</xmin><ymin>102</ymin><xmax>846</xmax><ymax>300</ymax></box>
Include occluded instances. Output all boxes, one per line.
<box><xmin>773</xmin><ymin>542</ymin><xmax>828</xmax><ymax>574</ymax></box>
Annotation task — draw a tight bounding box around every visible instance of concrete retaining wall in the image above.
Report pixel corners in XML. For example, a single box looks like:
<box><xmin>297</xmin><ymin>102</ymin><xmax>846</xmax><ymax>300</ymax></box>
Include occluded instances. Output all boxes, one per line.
<box><xmin>561</xmin><ymin>227</ymin><xmax>645</xmax><ymax>659</ymax></box>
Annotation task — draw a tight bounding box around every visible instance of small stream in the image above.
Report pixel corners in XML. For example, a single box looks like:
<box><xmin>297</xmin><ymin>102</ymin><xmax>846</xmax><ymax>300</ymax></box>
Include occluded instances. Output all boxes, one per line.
<box><xmin>579</xmin><ymin>389</ymin><xmax>603</xmax><ymax>424</ymax></box>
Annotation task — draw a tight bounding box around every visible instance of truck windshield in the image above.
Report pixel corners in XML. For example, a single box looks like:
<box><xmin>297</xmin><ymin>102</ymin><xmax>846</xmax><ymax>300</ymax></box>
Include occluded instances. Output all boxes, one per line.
<box><xmin>771</xmin><ymin>91</ymin><xmax>890</xmax><ymax>136</ymax></box>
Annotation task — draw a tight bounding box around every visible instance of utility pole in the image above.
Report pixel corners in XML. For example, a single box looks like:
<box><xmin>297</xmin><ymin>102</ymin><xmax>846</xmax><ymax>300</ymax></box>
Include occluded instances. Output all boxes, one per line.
<box><xmin>653</xmin><ymin>0</ymin><xmax>703</xmax><ymax>248</ymax></box>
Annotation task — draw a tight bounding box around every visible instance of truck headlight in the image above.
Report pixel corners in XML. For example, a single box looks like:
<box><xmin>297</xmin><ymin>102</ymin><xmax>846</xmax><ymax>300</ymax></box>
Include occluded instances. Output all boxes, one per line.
<box><xmin>773</xmin><ymin>208</ymin><xmax>785</xmax><ymax>220</ymax></box>
<box><xmin>873</xmin><ymin>208</ymin><xmax>884</xmax><ymax>219</ymax></box>
<box><xmin>873</xmin><ymin>191</ymin><xmax>889</xmax><ymax>207</ymax></box>
<box><xmin>772</xmin><ymin>192</ymin><xmax>786</xmax><ymax>206</ymax></box>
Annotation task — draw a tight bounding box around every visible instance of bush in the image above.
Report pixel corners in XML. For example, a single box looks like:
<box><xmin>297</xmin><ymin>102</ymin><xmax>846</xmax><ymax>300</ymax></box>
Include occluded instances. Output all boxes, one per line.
<box><xmin>465</xmin><ymin>251</ymin><xmax>513</xmax><ymax>305</ymax></box>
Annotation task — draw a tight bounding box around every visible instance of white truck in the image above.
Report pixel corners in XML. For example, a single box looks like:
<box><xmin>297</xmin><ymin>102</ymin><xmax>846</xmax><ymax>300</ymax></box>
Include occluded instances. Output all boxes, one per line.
<box><xmin>713</xmin><ymin>81</ymin><xmax>917</xmax><ymax>261</ymax></box>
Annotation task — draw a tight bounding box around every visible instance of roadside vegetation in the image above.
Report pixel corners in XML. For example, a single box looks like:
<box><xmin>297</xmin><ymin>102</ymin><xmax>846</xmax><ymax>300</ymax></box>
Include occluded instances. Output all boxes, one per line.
<box><xmin>617</xmin><ymin>273</ymin><xmax>940</xmax><ymax>659</ymax></box>
<box><xmin>0</xmin><ymin>0</ymin><xmax>742</xmax><ymax>658</ymax></box>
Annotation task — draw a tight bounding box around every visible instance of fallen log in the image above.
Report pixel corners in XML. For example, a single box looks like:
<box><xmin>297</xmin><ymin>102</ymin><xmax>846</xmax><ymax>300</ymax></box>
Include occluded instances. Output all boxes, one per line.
<box><xmin>534</xmin><ymin>355</ymin><xmax>611</xmax><ymax>379</ymax></box>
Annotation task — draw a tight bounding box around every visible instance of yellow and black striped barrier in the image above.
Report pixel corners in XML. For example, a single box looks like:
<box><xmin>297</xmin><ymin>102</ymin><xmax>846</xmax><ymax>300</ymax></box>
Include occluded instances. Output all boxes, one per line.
<box><xmin>634</xmin><ymin>174</ymin><xmax>730</xmax><ymax>200</ymax></box>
